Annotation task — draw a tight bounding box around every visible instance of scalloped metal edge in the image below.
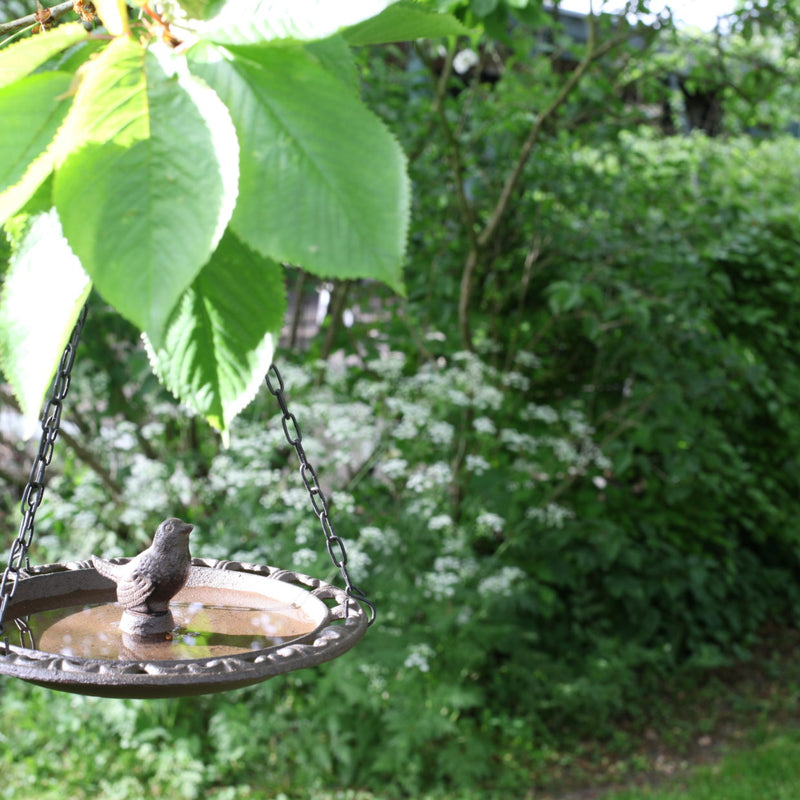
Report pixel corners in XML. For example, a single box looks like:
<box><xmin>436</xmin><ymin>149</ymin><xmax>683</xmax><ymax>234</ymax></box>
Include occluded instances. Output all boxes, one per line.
<box><xmin>0</xmin><ymin>558</ymin><xmax>369</xmax><ymax>697</ymax></box>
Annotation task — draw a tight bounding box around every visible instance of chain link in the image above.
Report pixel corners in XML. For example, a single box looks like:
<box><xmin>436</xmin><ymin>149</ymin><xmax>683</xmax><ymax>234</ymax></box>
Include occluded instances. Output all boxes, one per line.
<box><xmin>265</xmin><ymin>364</ymin><xmax>376</xmax><ymax>626</ymax></box>
<box><xmin>0</xmin><ymin>304</ymin><xmax>87</xmax><ymax>637</ymax></box>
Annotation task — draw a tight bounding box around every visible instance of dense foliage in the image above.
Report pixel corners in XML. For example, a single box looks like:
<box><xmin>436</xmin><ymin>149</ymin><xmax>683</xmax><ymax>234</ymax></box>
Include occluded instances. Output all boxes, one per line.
<box><xmin>0</xmin><ymin>0</ymin><xmax>466</xmax><ymax>435</ymax></box>
<box><xmin>2</xmin><ymin>1</ymin><xmax>800</xmax><ymax>798</ymax></box>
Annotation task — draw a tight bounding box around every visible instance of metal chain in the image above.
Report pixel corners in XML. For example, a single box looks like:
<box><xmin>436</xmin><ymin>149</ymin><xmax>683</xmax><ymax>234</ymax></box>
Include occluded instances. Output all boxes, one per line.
<box><xmin>0</xmin><ymin>304</ymin><xmax>87</xmax><ymax>637</ymax></box>
<box><xmin>265</xmin><ymin>364</ymin><xmax>376</xmax><ymax>626</ymax></box>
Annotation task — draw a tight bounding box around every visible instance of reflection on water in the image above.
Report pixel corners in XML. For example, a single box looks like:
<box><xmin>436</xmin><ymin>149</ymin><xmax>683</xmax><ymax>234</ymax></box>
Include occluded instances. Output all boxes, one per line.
<box><xmin>14</xmin><ymin>599</ymin><xmax>318</xmax><ymax>661</ymax></box>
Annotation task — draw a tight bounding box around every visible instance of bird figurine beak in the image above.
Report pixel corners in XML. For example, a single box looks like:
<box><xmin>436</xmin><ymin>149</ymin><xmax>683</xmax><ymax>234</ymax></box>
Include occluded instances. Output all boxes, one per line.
<box><xmin>179</xmin><ymin>523</ymin><xmax>193</xmax><ymax>536</ymax></box>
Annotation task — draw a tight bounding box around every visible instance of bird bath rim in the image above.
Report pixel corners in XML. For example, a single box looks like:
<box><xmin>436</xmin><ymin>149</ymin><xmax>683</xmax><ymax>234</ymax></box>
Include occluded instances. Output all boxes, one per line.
<box><xmin>0</xmin><ymin>557</ymin><xmax>369</xmax><ymax>698</ymax></box>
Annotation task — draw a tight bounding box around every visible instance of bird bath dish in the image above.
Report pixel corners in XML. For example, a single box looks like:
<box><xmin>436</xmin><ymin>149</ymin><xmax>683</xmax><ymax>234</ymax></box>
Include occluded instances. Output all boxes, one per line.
<box><xmin>32</xmin><ymin>586</ymin><xmax>320</xmax><ymax>660</ymax></box>
<box><xmin>0</xmin><ymin>558</ymin><xmax>369</xmax><ymax>698</ymax></box>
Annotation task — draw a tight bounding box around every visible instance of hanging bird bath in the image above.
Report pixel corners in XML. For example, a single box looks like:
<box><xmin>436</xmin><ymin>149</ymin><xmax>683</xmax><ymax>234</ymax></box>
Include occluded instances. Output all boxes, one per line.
<box><xmin>0</xmin><ymin>558</ymin><xmax>368</xmax><ymax>698</ymax></box>
<box><xmin>0</xmin><ymin>308</ymin><xmax>374</xmax><ymax>697</ymax></box>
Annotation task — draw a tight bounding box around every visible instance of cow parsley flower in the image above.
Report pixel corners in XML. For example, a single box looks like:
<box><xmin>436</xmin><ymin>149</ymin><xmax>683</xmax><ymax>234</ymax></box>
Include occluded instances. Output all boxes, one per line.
<box><xmin>477</xmin><ymin>512</ymin><xmax>505</xmax><ymax>532</ymax></box>
<box><xmin>404</xmin><ymin>643</ymin><xmax>435</xmax><ymax>673</ymax></box>
<box><xmin>473</xmin><ymin>415</ymin><xmax>497</xmax><ymax>435</ymax></box>
<box><xmin>478</xmin><ymin>566</ymin><xmax>527</xmax><ymax>597</ymax></box>
<box><xmin>466</xmin><ymin>454</ymin><xmax>490</xmax><ymax>475</ymax></box>
<box><xmin>428</xmin><ymin>514</ymin><xmax>453</xmax><ymax>531</ymax></box>
<box><xmin>526</xmin><ymin>503</ymin><xmax>575</xmax><ymax>528</ymax></box>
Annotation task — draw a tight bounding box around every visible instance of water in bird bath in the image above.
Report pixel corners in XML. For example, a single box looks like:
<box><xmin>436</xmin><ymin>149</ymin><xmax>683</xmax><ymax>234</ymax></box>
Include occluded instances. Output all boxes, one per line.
<box><xmin>14</xmin><ymin>585</ymin><xmax>319</xmax><ymax>661</ymax></box>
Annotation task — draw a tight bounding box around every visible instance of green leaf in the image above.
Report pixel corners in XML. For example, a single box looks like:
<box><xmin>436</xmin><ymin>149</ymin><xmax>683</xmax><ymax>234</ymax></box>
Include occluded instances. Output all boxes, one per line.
<box><xmin>93</xmin><ymin>0</ymin><xmax>130</xmax><ymax>36</ymax></box>
<box><xmin>145</xmin><ymin>230</ymin><xmax>286</xmax><ymax>435</ymax></box>
<box><xmin>470</xmin><ymin>0</ymin><xmax>500</xmax><ymax>17</ymax></box>
<box><xmin>191</xmin><ymin>43</ymin><xmax>408</xmax><ymax>292</ymax></box>
<box><xmin>53</xmin><ymin>39</ymin><xmax>239</xmax><ymax>345</ymax></box>
<box><xmin>343</xmin><ymin>1</ymin><xmax>471</xmax><ymax>45</ymax></box>
<box><xmin>187</xmin><ymin>0</ymin><xmax>396</xmax><ymax>45</ymax></box>
<box><xmin>0</xmin><ymin>71</ymin><xmax>74</xmax><ymax>226</ymax></box>
<box><xmin>0</xmin><ymin>23</ymin><xmax>88</xmax><ymax>89</ymax></box>
<box><xmin>0</xmin><ymin>208</ymin><xmax>91</xmax><ymax>426</ymax></box>
<box><xmin>547</xmin><ymin>280</ymin><xmax>583</xmax><ymax>314</ymax></box>
<box><xmin>305</xmin><ymin>35</ymin><xmax>360</xmax><ymax>95</ymax></box>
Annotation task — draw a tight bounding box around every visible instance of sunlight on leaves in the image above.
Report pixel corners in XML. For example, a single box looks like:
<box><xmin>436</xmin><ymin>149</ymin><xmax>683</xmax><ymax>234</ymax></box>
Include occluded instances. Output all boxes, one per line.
<box><xmin>53</xmin><ymin>39</ymin><xmax>239</xmax><ymax>345</ymax></box>
<box><xmin>0</xmin><ymin>71</ymin><xmax>73</xmax><ymax>226</ymax></box>
<box><xmin>145</xmin><ymin>231</ymin><xmax>285</xmax><ymax>438</ymax></box>
<box><xmin>0</xmin><ymin>23</ymin><xmax>87</xmax><ymax>88</ymax></box>
<box><xmin>183</xmin><ymin>0</ymin><xmax>397</xmax><ymax>45</ymax></box>
<box><xmin>191</xmin><ymin>43</ymin><xmax>408</xmax><ymax>292</ymax></box>
<box><xmin>0</xmin><ymin>208</ymin><xmax>91</xmax><ymax>428</ymax></box>
<box><xmin>93</xmin><ymin>0</ymin><xmax>130</xmax><ymax>36</ymax></box>
<box><xmin>342</xmin><ymin>1</ymin><xmax>471</xmax><ymax>45</ymax></box>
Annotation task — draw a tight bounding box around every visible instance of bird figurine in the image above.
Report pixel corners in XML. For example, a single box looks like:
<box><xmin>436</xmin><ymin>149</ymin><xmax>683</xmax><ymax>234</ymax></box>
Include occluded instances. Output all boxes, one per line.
<box><xmin>91</xmin><ymin>518</ymin><xmax>194</xmax><ymax>616</ymax></box>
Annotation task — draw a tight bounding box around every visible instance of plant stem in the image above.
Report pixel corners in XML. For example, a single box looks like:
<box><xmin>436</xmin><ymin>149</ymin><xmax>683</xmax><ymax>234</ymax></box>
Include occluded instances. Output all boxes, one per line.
<box><xmin>58</xmin><ymin>427</ymin><xmax>124</xmax><ymax>503</ymax></box>
<box><xmin>288</xmin><ymin>270</ymin><xmax>309</xmax><ymax>350</ymax></box>
<box><xmin>0</xmin><ymin>1</ymin><xmax>75</xmax><ymax>36</ymax></box>
<box><xmin>320</xmin><ymin>280</ymin><xmax>351</xmax><ymax>362</ymax></box>
<box><xmin>457</xmin><ymin>12</ymin><xmax>634</xmax><ymax>351</ymax></box>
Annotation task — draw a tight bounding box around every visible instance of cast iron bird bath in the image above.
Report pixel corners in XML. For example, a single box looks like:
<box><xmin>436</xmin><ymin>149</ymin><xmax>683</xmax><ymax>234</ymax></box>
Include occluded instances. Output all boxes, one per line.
<box><xmin>0</xmin><ymin>307</ymin><xmax>373</xmax><ymax>698</ymax></box>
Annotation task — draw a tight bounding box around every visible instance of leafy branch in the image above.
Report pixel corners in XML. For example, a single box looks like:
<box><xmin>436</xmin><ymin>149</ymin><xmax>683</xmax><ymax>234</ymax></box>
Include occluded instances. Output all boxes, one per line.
<box><xmin>443</xmin><ymin>4</ymin><xmax>649</xmax><ymax>350</ymax></box>
<box><xmin>0</xmin><ymin>1</ymin><xmax>467</xmax><ymax>437</ymax></box>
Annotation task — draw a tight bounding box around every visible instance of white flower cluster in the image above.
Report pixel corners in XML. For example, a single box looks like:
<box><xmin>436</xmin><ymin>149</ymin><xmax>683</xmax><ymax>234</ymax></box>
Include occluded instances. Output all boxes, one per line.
<box><xmin>209</xmin><ymin>453</ymin><xmax>279</xmax><ymax>498</ymax></box>
<box><xmin>366</xmin><ymin>351</ymin><xmax>407</xmax><ymax>381</ymax></box>
<box><xmin>422</xmin><ymin>554</ymin><xmax>477</xmax><ymax>600</ymax></box>
<box><xmin>385</xmin><ymin>397</ymin><xmax>426</xmax><ymax>440</ymax></box>
<box><xmin>275</xmin><ymin>362</ymin><xmax>313</xmax><ymax>392</ymax></box>
<box><xmin>465</xmin><ymin>454</ymin><xmax>490</xmax><ymax>475</ymax></box>
<box><xmin>406</xmin><ymin>461</ymin><xmax>452</xmax><ymax>493</ymax></box>
<box><xmin>378</xmin><ymin>457</ymin><xmax>409</xmax><ymax>481</ymax></box>
<box><xmin>522</xmin><ymin>403</ymin><xmax>559</xmax><ymax>424</ymax></box>
<box><xmin>476</xmin><ymin>511</ymin><xmax>505</xmax><ymax>532</ymax></box>
<box><xmin>341</xmin><ymin>540</ymin><xmax>372</xmax><ymax>574</ymax></box>
<box><xmin>167</xmin><ymin>464</ymin><xmax>193</xmax><ymax>506</ymax></box>
<box><xmin>547</xmin><ymin>437</ymin><xmax>579</xmax><ymax>465</ymax></box>
<box><xmin>293</xmin><ymin>519</ymin><xmax>317</xmax><ymax>547</ymax></box>
<box><xmin>478</xmin><ymin>566</ymin><xmax>527</xmax><ymax>597</ymax></box>
<box><xmin>403</xmin><ymin>643</ymin><xmax>435</xmax><ymax>673</ymax></box>
<box><xmin>500</xmin><ymin>428</ymin><xmax>539</xmax><ymax>452</ymax></box>
<box><xmin>447</xmin><ymin>388</ymin><xmax>471</xmax><ymax>407</ymax></box>
<box><xmin>514</xmin><ymin>350</ymin><xmax>542</xmax><ymax>369</ymax></box>
<box><xmin>326</xmin><ymin>402</ymin><xmax>373</xmax><ymax>444</ymax></box>
<box><xmin>358</xmin><ymin>526</ymin><xmax>400</xmax><ymax>555</ymax></box>
<box><xmin>405</xmin><ymin>354</ymin><xmax>504</xmax><ymax>413</ymax></box>
<box><xmin>428</xmin><ymin>420</ymin><xmax>455</xmax><ymax>447</ymax></box>
<box><xmin>99</xmin><ymin>420</ymin><xmax>138</xmax><ymax>452</ymax></box>
<box><xmin>119</xmin><ymin>455</ymin><xmax>170</xmax><ymax>526</ymax></box>
<box><xmin>428</xmin><ymin>514</ymin><xmax>453</xmax><ymax>532</ymax></box>
<box><xmin>562</xmin><ymin>408</ymin><xmax>593</xmax><ymax>438</ymax></box>
<box><xmin>291</xmin><ymin>547</ymin><xmax>319</xmax><ymax>569</ymax></box>
<box><xmin>332</xmin><ymin>491</ymin><xmax>356</xmax><ymax>514</ymax></box>
<box><xmin>526</xmin><ymin>503</ymin><xmax>575</xmax><ymax>528</ymax></box>
<box><xmin>503</xmin><ymin>371</ymin><xmax>531</xmax><ymax>391</ymax></box>
<box><xmin>281</xmin><ymin>487</ymin><xmax>312</xmax><ymax>512</ymax></box>
<box><xmin>473</xmin><ymin>415</ymin><xmax>497</xmax><ymax>435</ymax></box>
<box><xmin>358</xmin><ymin>661</ymin><xmax>388</xmax><ymax>692</ymax></box>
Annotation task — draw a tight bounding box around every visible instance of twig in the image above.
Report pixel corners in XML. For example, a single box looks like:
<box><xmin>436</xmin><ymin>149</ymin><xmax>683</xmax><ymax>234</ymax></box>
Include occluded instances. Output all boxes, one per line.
<box><xmin>545</xmin><ymin>393</ymin><xmax>655</xmax><ymax>506</ymax></box>
<box><xmin>417</xmin><ymin>41</ymin><xmax>479</xmax><ymax>244</ymax></box>
<box><xmin>0</xmin><ymin>1</ymin><xmax>75</xmax><ymax>37</ymax></box>
<box><xmin>477</xmin><ymin>21</ymin><xmax>625</xmax><ymax>250</ymax></box>
<box><xmin>58</xmin><ymin>426</ymin><xmax>124</xmax><ymax>502</ymax></box>
<box><xmin>457</xmin><ymin>11</ymin><xmax>640</xmax><ymax>350</ymax></box>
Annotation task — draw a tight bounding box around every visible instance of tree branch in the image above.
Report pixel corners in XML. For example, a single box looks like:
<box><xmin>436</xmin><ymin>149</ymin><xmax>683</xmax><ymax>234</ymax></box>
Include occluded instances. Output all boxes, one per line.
<box><xmin>417</xmin><ymin>41</ymin><xmax>479</xmax><ymax>244</ymax></box>
<box><xmin>477</xmin><ymin>21</ymin><xmax>627</xmax><ymax>250</ymax></box>
<box><xmin>58</xmin><ymin>427</ymin><xmax>124</xmax><ymax>502</ymax></box>
<box><xmin>458</xmin><ymin>10</ymin><xmax>638</xmax><ymax>350</ymax></box>
<box><xmin>0</xmin><ymin>1</ymin><xmax>75</xmax><ymax>37</ymax></box>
